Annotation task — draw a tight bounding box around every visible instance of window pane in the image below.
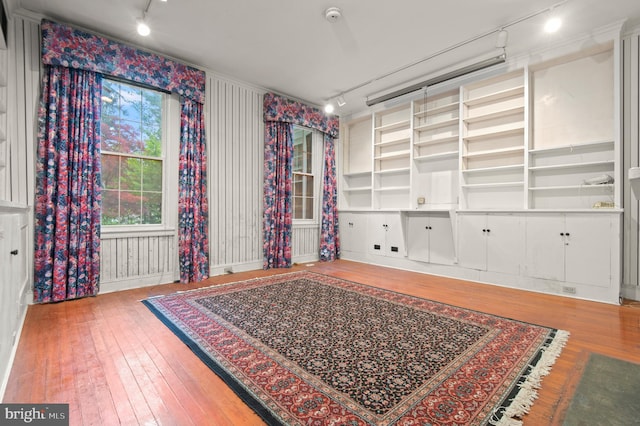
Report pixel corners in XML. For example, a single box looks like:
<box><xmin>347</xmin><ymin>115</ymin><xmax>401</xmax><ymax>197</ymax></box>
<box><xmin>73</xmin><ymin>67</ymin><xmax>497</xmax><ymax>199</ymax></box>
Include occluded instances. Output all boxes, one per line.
<box><xmin>293</xmin><ymin>196</ymin><xmax>303</xmax><ymax>219</ymax></box>
<box><xmin>142</xmin><ymin>192</ymin><xmax>162</xmax><ymax>224</ymax></box>
<box><xmin>120</xmin><ymin>158</ymin><xmax>141</xmax><ymax>191</ymax></box>
<box><xmin>119</xmin><ymin>84</ymin><xmax>142</xmax><ymax>122</ymax></box>
<box><xmin>120</xmin><ymin>119</ymin><xmax>144</xmax><ymax>154</ymax></box>
<box><xmin>120</xmin><ymin>191</ymin><xmax>142</xmax><ymax>224</ymax></box>
<box><xmin>306</xmin><ymin>176</ymin><xmax>314</xmax><ymax>197</ymax></box>
<box><xmin>101</xmin><ymin>154</ymin><xmax>119</xmax><ymax>190</ymax></box>
<box><xmin>142</xmin><ymin>159</ymin><xmax>162</xmax><ymax>192</ymax></box>
<box><xmin>102</xmin><ymin>190</ymin><xmax>120</xmax><ymax>225</ymax></box>
<box><xmin>143</xmin><ymin>122</ymin><xmax>162</xmax><ymax>157</ymax></box>
<box><xmin>304</xmin><ymin>197</ymin><xmax>314</xmax><ymax>220</ymax></box>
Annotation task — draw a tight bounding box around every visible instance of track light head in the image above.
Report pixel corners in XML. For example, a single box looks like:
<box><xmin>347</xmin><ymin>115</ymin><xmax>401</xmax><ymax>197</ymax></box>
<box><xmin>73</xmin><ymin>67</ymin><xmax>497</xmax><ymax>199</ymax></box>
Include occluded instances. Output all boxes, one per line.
<box><xmin>137</xmin><ymin>19</ymin><xmax>150</xmax><ymax>36</ymax></box>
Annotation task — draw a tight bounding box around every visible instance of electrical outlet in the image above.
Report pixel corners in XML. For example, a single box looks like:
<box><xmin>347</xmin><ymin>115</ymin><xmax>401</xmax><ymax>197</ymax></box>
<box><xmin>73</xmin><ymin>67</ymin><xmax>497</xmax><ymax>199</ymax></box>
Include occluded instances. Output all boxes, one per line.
<box><xmin>562</xmin><ymin>286</ymin><xmax>577</xmax><ymax>295</ymax></box>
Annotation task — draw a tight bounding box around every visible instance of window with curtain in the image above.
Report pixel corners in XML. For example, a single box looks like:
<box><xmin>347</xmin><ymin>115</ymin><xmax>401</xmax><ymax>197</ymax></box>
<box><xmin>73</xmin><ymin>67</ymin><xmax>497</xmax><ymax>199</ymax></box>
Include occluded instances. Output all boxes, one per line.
<box><xmin>293</xmin><ymin>126</ymin><xmax>321</xmax><ymax>221</ymax></box>
<box><xmin>100</xmin><ymin>79</ymin><xmax>165</xmax><ymax>225</ymax></box>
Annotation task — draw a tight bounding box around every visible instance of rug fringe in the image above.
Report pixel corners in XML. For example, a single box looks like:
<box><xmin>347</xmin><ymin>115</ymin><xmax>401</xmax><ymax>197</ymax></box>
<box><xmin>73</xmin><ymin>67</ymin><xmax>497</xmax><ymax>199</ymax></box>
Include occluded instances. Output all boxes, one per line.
<box><xmin>490</xmin><ymin>329</ymin><xmax>570</xmax><ymax>425</ymax></box>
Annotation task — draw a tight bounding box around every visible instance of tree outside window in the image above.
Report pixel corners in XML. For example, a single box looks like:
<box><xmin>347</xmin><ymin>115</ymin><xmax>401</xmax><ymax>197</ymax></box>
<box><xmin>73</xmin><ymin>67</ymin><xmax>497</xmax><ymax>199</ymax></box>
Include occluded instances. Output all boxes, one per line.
<box><xmin>101</xmin><ymin>79</ymin><xmax>164</xmax><ymax>225</ymax></box>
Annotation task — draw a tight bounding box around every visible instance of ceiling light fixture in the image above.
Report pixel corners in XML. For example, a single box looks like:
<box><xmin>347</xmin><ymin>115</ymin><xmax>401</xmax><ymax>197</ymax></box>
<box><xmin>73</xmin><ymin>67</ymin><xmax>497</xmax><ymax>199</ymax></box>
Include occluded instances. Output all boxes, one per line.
<box><xmin>324</xmin><ymin>7</ymin><xmax>342</xmax><ymax>23</ymax></box>
<box><xmin>544</xmin><ymin>16</ymin><xmax>562</xmax><ymax>33</ymax></box>
<box><xmin>495</xmin><ymin>29</ymin><xmax>508</xmax><ymax>49</ymax></box>
<box><xmin>324</xmin><ymin>103</ymin><xmax>335</xmax><ymax>114</ymax></box>
<box><xmin>336</xmin><ymin>96</ymin><xmax>346</xmax><ymax>107</ymax></box>
<box><xmin>136</xmin><ymin>0</ymin><xmax>167</xmax><ymax>36</ymax></box>
<box><xmin>137</xmin><ymin>18</ymin><xmax>151</xmax><ymax>36</ymax></box>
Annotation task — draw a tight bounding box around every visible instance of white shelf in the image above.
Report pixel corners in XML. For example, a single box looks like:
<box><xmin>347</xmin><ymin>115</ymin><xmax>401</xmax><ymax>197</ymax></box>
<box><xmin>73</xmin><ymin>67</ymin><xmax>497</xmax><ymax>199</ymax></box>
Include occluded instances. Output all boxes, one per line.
<box><xmin>414</xmin><ymin>151</ymin><xmax>459</xmax><ymax>162</ymax></box>
<box><xmin>529</xmin><ymin>184</ymin><xmax>614</xmax><ymax>191</ymax></box>
<box><xmin>463</xmin><ymin>126</ymin><xmax>524</xmax><ymax>142</ymax></box>
<box><xmin>374</xmin><ymin>137</ymin><xmax>411</xmax><ymax>147</ymax></box>
<box><xmin>374</xmin><ymin>151</ymin><xmax>410</xmax><ymax>161</ymax></box>
<box><xmin>414</xmin><ymin>118</ymin><xmax>458</xmax><ymax>132</ymax></box>
<box><xmin>343</xmin><ymin>171</ymin><xmax>372</xmax><ymax>178</ymax></box>
<box><xmin>343</xmin><ymin>187</ymin><xmax>372</xmax><ymax>193</ymax></box>
<box><xmin>461</xmin><ymin>181</ymin><xmax>524</xmax><ymax>189</ymax></box>
<box><xmin>374</xmin><ymin>167</ymin><xmax>411</xmax><ymax>175</ymax></box>
<box><xmin>374</xmin><ymin>186</ymin><xmax>410</xmax><ymax>192</ymax></box>
<box><xmin>462</xmin><ymin>164</ymin><xmax>524</xmax><ymax>174</ymax></box>
<box><xmin>374</xmin><ymin>120</ymin><xmax>410</xmax><ymax>132</ymax></box>
<box><xmin>529</xmin><ymin>160</ymin><xmax>614</xmax><ymax>172</ymax></box>
<box><xmin>414</xmin><ymin>102</ymin><xmax>459</xmax><ymax>117</ymax></box>
<box><xmin>464</xmin><ymin>86</ymin><xmax>525</xmax><ymax>107</ymax></box>
<box><xmin>463</xmin><ymin>106</ymin><xmax>525</xmax><ymax>124</ymax></box>
<box><xmin>529</xmin><ymin>140</ymin><xmax>614</xmax><ymax>155</ymax></box>
<box><xmin>414</xmin><ymin>135</ymin><xmax>458</xmax><ymax>147</ymax></box>
<box><xmin>463</xmin><ymin>146</ymin><xmax>524</xmax><ymax>159</ymax></box>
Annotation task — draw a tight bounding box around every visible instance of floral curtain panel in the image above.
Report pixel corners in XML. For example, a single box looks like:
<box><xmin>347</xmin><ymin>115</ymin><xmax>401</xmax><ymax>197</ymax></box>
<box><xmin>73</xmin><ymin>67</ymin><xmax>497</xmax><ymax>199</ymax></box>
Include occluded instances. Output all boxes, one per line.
<box><xmin>262</xmin><ymin>93</ymin><xmax>340</xmax><ymax>268</ymax></box>
<box><xmin>179</xmin><ymin>99</ymin><xmax>210</xmax><ymax>282</ymax></box>
<box><xmin>320</xmin><ymin>134</ymin><xmax>340</xmax><ymax>261</ymax></box>
<box><xmin>263</xmin><ymin>122</ymin><xmax>294</xmax><ymax>269</ymax></box>
<box><xmin>34</xmin><ymin>66</ymin><xmax>103</xmax><ymax>303</ymax></box>
<box><xmin>39</xmin><ymin>19</ymin><xmax>209</xmax><ymax>287</ymax></box>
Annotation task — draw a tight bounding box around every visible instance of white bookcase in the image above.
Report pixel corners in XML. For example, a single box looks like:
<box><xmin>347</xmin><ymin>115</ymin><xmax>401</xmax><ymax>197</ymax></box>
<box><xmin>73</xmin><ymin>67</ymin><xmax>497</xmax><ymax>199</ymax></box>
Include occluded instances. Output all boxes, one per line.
<box><xmin>460</xmin><ymin>70</ymin><xmax>526</xmax><ymax>210</ymax></box>
<box><xmin>337</xmin><ymin>39</ymin><xmax>622</xmax><ymax>304</ymax></box>
<box><xmin>373</xmin><ymin>104</ymin><xmax>411</xmax><ymax>209</ymax></box>
<box><xmin>528</xmin><ymin>44</ymin><xmax>616</xmax><ymax>210</ymax></box>
<box><xmin>412</xmin><ymin>90</ymin><xmax>459</xmax><ymax>209</ymax></box>
<box><xmin>341</xmin><ymin>115</ymin><xmax>373</xmax><ymax>209</ymax></box>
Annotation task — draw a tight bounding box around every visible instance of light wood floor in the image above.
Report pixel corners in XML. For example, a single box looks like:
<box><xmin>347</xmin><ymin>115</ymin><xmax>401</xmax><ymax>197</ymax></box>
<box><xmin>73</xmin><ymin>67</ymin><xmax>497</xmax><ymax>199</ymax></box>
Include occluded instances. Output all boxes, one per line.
<box><xmin>4</xmin><ymin>260</ymin><xmax>640</xmax><ymax>425</ymax></box>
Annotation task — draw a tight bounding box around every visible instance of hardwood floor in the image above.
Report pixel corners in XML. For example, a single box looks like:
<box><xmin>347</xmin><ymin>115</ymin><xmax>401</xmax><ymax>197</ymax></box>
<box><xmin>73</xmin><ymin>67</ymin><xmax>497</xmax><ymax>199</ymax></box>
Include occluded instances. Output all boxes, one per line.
<box><xmin>4</xmin><ymin>259</ymin><xmax>640</xmax><ymax>425</ymax></box>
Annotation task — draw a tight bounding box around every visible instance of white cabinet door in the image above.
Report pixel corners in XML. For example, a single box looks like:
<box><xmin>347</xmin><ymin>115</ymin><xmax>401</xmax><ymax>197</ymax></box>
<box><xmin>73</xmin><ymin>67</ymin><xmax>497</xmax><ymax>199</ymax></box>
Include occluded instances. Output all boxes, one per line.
<box><xmin>525</xmin><ymin>214</ymin><xmax>565</xmax><ymax>281</ymax></box>
<box><xmin>457</xmin><ymin>214</ymin><xmax>487</xmax><ymax>271</ymax></box>
<box><xmin>459</xmin><ymin>213</ymin><xmax>522</xmax><ymax>273</ymax></box>
<box><xmin>564</xmin><ymin>214</ymin><xmax>611</xmax><ymax>287</ymax></box>
<box><xmin>339</xmin><ymin>212</ymin><xmax>367</xmax><ymax>254</ymax></box>
<box><xmin>486</xmin><ymin>214</ymin><xmax>523</xmax><ymax>275</ymax></box>
<box><xmin>406</xmin><ymin>215</ymin><xmax>429</xmax><ymax>262</ymax></box>
<box><xmin>429</xmin><ymin>213</ymin><xmax>455</xmax><ymax>265</ymax></box>
<box><xmin>367</xmin><ymin>213</ymin><xmax>404</xmax><ymax>257</ymax></box>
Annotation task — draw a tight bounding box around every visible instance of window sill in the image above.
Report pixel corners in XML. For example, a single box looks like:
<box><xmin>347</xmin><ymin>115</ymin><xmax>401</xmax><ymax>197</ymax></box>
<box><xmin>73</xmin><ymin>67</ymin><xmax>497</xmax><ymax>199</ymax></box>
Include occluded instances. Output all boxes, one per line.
<box><xmin>101</xmin><ymin>226</ymin><xmax>176</xmax><ymax>239</ymax></box>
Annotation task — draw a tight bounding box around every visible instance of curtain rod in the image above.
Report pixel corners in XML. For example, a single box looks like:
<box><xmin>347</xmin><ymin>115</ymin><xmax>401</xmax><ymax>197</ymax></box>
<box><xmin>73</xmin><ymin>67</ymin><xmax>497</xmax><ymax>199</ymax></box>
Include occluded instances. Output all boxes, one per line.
<box><xmin>365</xmin><ymin>53</ymin><xmax>506</xmax><ymax>107</ymax></box>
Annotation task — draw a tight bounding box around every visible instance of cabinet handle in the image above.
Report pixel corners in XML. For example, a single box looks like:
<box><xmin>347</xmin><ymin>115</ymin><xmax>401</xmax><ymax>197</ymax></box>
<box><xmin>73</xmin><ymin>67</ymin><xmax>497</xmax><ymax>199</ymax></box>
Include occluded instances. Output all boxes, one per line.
<box><xmin>10</xmin><ymin>249</ymin><xmax>18</xmax><ymax>255</ymax></box>
<box><xmin>565</xmin><ymin>233</ymin><xmax>570</xmax><ymax>236</ymax></box>
<box><xmin>560</xmin><ymin>233</ymin><xmax>564</xmax><ymax>236</ymax></box>
<box><xmin>482</xmin><ymin>229</ymin><xmax>486</xmax><ymax>232</ymax></box>
<box><xmin>486</xmin><ymin>229</ymin><xmax>490</xmax><ymax>233</ymax></box>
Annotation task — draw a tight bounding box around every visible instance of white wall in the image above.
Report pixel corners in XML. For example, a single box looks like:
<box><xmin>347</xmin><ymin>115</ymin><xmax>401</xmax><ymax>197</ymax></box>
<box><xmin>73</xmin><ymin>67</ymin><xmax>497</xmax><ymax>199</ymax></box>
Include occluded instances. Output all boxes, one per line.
<box><xmin>622</xmin><ymin>27</ymin><xmax>640</xmax><ymax>299</ymax></box>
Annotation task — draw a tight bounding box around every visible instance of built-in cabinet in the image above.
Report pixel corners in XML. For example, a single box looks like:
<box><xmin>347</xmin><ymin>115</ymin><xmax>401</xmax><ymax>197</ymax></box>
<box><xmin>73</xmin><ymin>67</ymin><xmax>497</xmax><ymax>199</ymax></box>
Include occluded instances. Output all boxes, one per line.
<box><xmin>367</xmin><ymin>213</ymin><xmax>404</xmax><ymax>257</ymax></box>
<box><xmin>406</xmin><ymin>211</ymin><xmax>455</xmax><ymax>265</ymax></box>
<box><xmin>339</xmin><ymin>40</ymin><xmax>622</xmax><ymax>304</ymax></box>
<box><xmin>526</xmin><ymin>213</ymin><xmax>613</xmax><ymax>288</ymax></box>
<box><xmin>457</xmin><ymin>213</ymin><xmax>523</xmax><ymax>275</ymax></box>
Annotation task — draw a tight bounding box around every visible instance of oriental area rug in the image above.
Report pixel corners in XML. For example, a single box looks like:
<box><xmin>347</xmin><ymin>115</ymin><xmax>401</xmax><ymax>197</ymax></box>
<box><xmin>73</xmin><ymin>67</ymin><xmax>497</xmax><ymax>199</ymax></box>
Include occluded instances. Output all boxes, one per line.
<box><xmin>142</xmin><ymin>271</ymin><xmax>569</xmax><ymax>426</ymax></box>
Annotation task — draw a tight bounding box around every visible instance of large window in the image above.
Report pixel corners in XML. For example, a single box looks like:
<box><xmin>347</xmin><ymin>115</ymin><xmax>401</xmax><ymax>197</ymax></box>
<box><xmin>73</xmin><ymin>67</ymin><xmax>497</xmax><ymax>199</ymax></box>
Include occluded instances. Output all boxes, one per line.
<box><xmin>292</xmin><ymin>126</ymin><xmax>316</xmax><ymax>220</ymax></box>
<box><xmin>100</xmin><ymin>79</ymin><xmax>164</xmax><ymax>225</ymax></box>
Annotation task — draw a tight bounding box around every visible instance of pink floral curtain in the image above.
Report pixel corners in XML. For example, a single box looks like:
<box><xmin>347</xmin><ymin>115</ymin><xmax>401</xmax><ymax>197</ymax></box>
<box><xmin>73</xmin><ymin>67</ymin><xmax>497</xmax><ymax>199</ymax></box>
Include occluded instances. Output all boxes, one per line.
<box><xmin>34</xmin><ymin>66</ymin><xmax>102</xmax><ymax>303</ymax></box>
<box><xmin>320</xmin><ymin>134</ymin><xmax>340</xmax><ymax>261</ymax></box>
<box><xmin>40</xmin><ymin>19</ymin><xmax>210</xmax><ymax>285</ymax></box>
<box><xmin>263</xmin><ymin>122</ymin><xmax>293</xmax><ymax>269</ymax></box>
<box><xmin>263</xmin><ymin>93</ymin><xmax>340</xmax><ymax>268</ymax></box>
<box><xmin>179</xmin><ymin>99</ymin><xmax>210</xmax><ymax>282</ymax></box>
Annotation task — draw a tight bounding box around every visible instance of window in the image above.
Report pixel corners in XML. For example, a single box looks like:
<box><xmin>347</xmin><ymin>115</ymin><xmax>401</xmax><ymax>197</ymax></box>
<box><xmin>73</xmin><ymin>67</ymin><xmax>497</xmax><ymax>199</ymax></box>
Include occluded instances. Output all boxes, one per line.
<box><xmin>292</xmin><ymin>126</ymin><xmax>317</xmax><ymax>220</ymax></box>
<box><xmin>100</xmin><ymin>79</ymin><xmax>164</xmax><ymax>225</ymax></box>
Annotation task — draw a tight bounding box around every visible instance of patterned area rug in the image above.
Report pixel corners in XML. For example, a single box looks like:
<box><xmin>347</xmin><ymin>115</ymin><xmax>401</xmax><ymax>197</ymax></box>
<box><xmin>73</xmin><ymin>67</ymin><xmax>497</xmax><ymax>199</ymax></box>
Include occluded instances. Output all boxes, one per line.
<box><xmin>143</xmin><ymin>271</ymin><xmax>568</xmax><ymax>425</ymax></box>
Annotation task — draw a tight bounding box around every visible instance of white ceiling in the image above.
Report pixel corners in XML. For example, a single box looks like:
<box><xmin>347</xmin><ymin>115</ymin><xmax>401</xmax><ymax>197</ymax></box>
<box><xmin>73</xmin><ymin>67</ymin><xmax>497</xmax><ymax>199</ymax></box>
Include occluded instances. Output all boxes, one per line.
<box><xmin>11</xmin><ymin>0</ymin><xmax>640</xmax><ymax>114</ymax></box>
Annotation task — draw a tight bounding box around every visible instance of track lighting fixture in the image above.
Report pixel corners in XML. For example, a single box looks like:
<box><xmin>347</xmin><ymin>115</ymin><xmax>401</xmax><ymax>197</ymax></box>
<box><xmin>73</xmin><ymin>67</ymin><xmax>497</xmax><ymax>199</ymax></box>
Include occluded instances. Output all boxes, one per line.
<box><xmin>135</xmin><ymin>0</ymin><xmax>167</xmax><ymax>36</ymax></box>
<box><xmin>544</xmin><ymin>16</ymin><xmax>562</xmax><ymax>33</ymax></box>
<box><xmin>137</xmin><ymin>18</ymin><xmax>151</xmax><ymax>36</ymax></box>
<box><xmin>324</xmin><ymin>103</ymin><xmax>335</xmax><ymax>114</ymax></box>
<box><xmin>336</xmin><ymin>96</ymin><xmax>346</xmax><ymax>107</ymax></box>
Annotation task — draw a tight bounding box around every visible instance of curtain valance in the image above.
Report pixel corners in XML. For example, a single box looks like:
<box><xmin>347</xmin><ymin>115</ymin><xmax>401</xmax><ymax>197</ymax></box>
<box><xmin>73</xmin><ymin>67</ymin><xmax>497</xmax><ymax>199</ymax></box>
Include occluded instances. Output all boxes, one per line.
<box><xmin>41</xmin><ymin>19</ymin><xmax>205</xmax><ymax>104</ymax></box>
<box><xmin>263</xmin><ymin>93</ymin><xmax>339</xmax><ymax>139</ymax></box>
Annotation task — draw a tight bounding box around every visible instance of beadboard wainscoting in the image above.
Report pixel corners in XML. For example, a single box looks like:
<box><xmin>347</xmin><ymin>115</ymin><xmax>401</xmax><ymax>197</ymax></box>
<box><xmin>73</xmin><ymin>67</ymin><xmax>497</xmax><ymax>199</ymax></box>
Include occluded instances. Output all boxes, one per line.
<box><xmin>292</xmin><ymin>222</ymin><xmax>321</xmax><ymax>264</ymax></box>
<box><xmin>208</xmin><ymin>76</ymin><xmax>265</xmax><ymax>274</ymax></box>
<box><xmin>100</xmin><ymin>230</ymin><xmax>179</xmax><ymax>292</ymax></box>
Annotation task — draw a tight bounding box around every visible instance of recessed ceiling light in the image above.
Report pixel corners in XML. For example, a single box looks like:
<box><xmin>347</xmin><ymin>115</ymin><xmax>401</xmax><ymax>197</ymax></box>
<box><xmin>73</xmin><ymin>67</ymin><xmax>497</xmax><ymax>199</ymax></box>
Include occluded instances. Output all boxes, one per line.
<box><xmin>137</xmin><ymin>19</ymin><xmax>151</xmax><ymax>36</ymax></box>
<box><xmin>544</xmin><ymin>16</ymin><xmax>562</xmax><ymax>33</ymax></box>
